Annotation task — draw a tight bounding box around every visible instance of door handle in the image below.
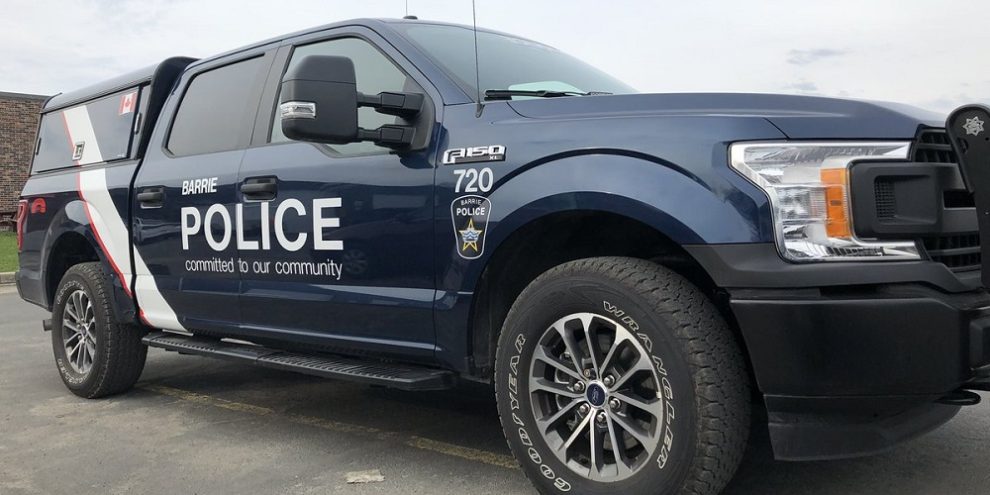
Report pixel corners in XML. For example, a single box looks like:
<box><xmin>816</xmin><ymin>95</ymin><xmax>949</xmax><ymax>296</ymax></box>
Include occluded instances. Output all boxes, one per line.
<box><xmin>241</xmin><ymin>177</ymin><xmax>277</xmax><ymax>200</ymax></box>
<box><xmin>137</xmin><ymin>187</ymin><xmax>165</xmax><ymax>207</ymax></box>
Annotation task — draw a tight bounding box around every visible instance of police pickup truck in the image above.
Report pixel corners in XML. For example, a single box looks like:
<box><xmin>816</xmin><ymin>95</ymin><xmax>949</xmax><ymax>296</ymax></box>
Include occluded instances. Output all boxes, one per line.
<box><xmin>14</xmin><ymin>17</ymin><xmax>990</xmax><ymax>495</ymax></box>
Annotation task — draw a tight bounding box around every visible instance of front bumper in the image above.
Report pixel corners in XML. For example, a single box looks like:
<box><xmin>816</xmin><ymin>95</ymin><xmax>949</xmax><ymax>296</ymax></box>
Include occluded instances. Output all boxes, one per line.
<box><xmin>686</xmin><ymin>243</ymin><xmax>981</xmax><ymax>292</ymax></box>
<box><xmin>730</xmin><ymin>283</ymin><xmax>990</xmax><ymax>460</ymax></box>
<box><xmin>706</xmin><ymin>107</ymin><xmax>990</xmax><ymax>460</ymax></box>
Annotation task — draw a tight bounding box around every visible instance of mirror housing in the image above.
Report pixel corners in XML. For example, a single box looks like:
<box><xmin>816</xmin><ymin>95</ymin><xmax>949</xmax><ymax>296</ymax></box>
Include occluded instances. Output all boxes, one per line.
<box><xmin>280</xmin><ymin>55</ymin><xmax>359</xmax><ymax>144</ymax></box>
<box><xmin>279</xmin><ymin>55</ymin><xmax>424</xmax><ymax>149</ymax></box>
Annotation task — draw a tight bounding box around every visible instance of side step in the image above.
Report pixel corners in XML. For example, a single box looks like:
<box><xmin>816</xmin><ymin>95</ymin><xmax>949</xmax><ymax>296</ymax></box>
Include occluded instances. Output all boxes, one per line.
<box><xmin>142</xmin><ymin>331</ymin><xmax>456</xmax><ymax>391</ymax></box>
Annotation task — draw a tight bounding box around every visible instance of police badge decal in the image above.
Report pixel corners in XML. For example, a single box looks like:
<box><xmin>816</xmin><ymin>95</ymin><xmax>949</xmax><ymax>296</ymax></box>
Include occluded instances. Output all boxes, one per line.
<box><xmin>451</xmin><ymin>195</ymin><xmax>492</xmax><ymax>259</ymax></box>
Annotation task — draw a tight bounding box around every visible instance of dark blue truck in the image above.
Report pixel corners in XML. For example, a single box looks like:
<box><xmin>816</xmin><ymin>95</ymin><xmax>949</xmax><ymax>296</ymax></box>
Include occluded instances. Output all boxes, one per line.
<box><xmin>14</xmin><ymin>17</ymin><xmax>990</xmax><ymax>495</ymax></box>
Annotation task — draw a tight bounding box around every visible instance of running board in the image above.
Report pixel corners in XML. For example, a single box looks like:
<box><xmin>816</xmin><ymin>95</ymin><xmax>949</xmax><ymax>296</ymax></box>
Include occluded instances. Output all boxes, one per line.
<box><xmin>142</xmin><ymin>331</ymin><xmax>456</xmax><ymax>391</ymax></box>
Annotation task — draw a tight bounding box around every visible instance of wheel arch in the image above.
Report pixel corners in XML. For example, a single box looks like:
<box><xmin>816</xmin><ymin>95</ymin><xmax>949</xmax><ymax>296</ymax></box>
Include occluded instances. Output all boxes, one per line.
<box><xmin>465</xmin><ymin>207</ymin><xmax>748</xmax><ymax>382</ymax></box>
<box><xmin>40</xmin><ymin>201</ymin><xmax>101</xmax><ymax>306</ymax></box>
<box><xmin>44</xmin><ymin>230</ymin><xmax>100</xmax><ymax>307</ymax></box>
<box><xmin>40</xmin><ymin>200</ymin><xmax>137</xmax><ymax>323</ymax></box>
<box><xmin>445</xmin><ymin>152</ymin><xmax>760</xmax><ymax>379</ymax></box>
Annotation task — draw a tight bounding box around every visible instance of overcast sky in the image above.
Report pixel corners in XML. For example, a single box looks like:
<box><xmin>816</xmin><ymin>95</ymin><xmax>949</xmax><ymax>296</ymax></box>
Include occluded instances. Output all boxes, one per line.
<box><xmin>2</xmin><ymin>0</ymin><xmax>988</xmax><ymax>115</ymax></box>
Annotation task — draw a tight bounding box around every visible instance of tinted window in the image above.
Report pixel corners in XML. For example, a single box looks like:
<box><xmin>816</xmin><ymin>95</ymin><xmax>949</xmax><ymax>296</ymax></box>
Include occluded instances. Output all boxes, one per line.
<box><xmin>32</xmin><ymin>88</ymin><xmax>141</xmax><ymax>173</ymax></box>
<box><xmin>168</xmin><ymin>56</ymin><xmax>265</xmax><ymax>156</ymax></box>
<box><xmin>271</xmin><ymin>37</ymin><xmax>417</xmax><ymax>155</ymax></box>
<box><xmin>393</xmin><ymin>24</ymin><xmax>635</xmax><ymax>99</ymax></box>
<box><xmin>33</xmin><ymin>113</ymin><xmax>72</xmax><ymax>173</ymax></box>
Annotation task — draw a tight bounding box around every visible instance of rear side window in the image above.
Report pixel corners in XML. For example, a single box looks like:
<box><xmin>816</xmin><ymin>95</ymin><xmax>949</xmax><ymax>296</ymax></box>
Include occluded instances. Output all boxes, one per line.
<box><xmin>167</xmin><ymin>56</ymin><xmax>265</xmax><ymax>156</ymax></box>
<box><xmin>32</xmin><ymin>88</ymin><xmax>141</xmax><ymax>173</ymax></box>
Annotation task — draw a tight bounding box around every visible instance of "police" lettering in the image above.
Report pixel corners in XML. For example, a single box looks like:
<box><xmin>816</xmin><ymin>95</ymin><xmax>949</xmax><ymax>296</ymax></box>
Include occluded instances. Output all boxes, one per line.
<box><xmin>181</xmin><ymin>198</ymin><xmax>343</xmax><ymax>252</ymax></box>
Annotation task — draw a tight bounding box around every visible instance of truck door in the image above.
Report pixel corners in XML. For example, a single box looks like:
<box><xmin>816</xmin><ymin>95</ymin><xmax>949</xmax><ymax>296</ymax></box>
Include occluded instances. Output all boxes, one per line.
<box><xmin>235</xmin><ymin>31</ymin><xmax>438</xmax><ymax>360</ymax></box>
<box><xmin>132</xmin><ymin>52</ymin><xmax>273</xmax><ymax>333</ymax></box>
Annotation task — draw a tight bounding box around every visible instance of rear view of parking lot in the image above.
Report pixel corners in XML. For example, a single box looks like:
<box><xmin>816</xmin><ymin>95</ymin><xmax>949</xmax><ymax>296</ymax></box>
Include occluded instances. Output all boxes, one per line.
<box><xmin>2</xmin><ymin>285</ymin><xmax>989</xmax><ymax>495</ymax></box>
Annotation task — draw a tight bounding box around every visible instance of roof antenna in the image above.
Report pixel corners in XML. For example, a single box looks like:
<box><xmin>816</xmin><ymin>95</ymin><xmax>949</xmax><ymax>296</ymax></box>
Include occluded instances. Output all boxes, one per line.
<box><xmin>472</xmin><ymin>0</ymin><xmax>483</xmax><ymax>116</ymax></box>
<box><xmin>403</xmin><ymin>1</ymin><xmax>418</xmax><ymax>19</ymax></box>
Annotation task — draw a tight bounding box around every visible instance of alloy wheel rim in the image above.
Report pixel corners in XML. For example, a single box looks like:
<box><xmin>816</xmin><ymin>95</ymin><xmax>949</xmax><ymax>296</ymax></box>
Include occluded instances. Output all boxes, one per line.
<box><xmin>528</xmin><ymin>312</ymin><xmax>664</xmax><ymax>481</ymax></box>
<box><xmin>62</xmin><ymin>288</ymin><xmax>97</xmax><ymax>375</ymax></box>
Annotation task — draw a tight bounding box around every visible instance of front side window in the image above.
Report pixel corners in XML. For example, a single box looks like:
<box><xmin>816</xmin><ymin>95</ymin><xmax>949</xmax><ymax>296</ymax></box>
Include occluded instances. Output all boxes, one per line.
<box><xmin>271</xmin><ymin>37</ymin><xmax>418</xmax><ymax>155</ymax></box>
<box><xmin>168</xmin><ymin>56</ymin><xmax>265</xmax><ymax>157</ymax></box>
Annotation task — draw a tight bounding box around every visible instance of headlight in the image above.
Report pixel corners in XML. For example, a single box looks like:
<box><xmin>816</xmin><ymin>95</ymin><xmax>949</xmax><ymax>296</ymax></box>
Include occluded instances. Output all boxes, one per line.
<box><xmin>729</xmin><ymin>142</ymin><xmax>920</xmax><ymax>262</ymax></box>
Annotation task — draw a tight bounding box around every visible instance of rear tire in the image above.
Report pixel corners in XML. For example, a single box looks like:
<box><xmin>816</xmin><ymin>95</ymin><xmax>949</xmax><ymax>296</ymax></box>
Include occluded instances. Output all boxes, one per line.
<box><xmin>51</xmin><ymin>262</ymin><xmax>147</xmax><ymax>398</ymax></box>
<box><xmin>494</xmin><ymin>257</ymin><xmax>749</xmax><ymax>495</ymax></box>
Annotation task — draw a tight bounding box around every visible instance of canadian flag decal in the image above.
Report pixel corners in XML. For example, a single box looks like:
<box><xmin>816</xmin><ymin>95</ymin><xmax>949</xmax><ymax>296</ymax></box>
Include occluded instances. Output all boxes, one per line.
<box><xmin>119</xmin><ymin>91</ymin><xmax>137</xmax><ymax>115</ymax></box>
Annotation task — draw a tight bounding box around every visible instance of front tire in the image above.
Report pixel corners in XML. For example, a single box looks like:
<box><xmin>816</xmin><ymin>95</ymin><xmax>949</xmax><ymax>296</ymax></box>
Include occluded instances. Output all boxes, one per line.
<box><xmin>51</xmin><ymin>262</ymin><xmax>148</xmax><ymax>399</ymax></box>
<box><xmin>494</xmin><ymin>257</ymin><xmax>750</xmax><ymax>495</ymax></box>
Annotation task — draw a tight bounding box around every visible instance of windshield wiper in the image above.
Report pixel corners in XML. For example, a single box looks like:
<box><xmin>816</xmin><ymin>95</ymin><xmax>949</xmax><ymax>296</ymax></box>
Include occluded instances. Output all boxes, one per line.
<box><xmin>483</xmin><ymin>89</ymin><xmax>612</xmax><ymax>101</ymax></box>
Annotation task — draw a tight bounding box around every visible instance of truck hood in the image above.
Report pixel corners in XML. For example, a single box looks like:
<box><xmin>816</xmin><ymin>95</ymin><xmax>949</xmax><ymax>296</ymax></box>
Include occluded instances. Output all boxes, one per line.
<box><xmin>506</xmin><ymin>93</ymin><xmax>945</xmax><ymax>140</ymax></box>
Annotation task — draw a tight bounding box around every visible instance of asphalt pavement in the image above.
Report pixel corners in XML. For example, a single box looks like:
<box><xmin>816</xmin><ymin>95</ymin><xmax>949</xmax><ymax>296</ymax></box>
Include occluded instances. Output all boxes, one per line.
<box><xmin>2</xmin><ymin>285</ymin><xmax>989</xmax><ymax>494</ymax></box>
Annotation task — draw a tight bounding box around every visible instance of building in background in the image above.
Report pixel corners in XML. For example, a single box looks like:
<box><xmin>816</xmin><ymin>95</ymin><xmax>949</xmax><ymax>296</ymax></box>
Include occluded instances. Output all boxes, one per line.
<box><xmin>0</xmin><ymin>91</ymin><xmax>47</xmax><ymax>228</ymax></box>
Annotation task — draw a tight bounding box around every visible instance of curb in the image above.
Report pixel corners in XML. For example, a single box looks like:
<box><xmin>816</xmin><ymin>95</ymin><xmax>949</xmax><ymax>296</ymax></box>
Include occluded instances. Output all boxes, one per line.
<box><xmin>0</xmin><ymin>272</ymin><xmax>14</xmax><ymax>285</ymax></box>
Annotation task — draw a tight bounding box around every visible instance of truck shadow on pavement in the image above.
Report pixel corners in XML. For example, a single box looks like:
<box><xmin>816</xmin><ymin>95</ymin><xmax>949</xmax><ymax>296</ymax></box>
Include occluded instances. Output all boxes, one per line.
<box><xmin>138</xmin><ymin>350</ymin><xmax>990</xmax><ymax>495</ymax></box>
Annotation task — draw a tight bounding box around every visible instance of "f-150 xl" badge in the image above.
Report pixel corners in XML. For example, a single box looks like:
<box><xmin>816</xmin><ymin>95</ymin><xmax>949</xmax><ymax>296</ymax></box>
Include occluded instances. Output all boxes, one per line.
<box><xmin>442</xmin><ymin>145</ymin><xmax>506</xmax><ymax>165</ymax></box>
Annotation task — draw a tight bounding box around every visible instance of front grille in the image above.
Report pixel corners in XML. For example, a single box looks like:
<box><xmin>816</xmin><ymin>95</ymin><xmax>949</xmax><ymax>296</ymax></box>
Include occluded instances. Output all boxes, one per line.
<box><xmin>909</xmin><ymin>129</ymin><xmax>981</xmax><ymax>272</ymax></box>
<box><xmin>912</xmin><ymin>129</ymin><xmax>957</xmax><ymax>163</ymax></box>
<box><xmin>921</xmin><ymin>234</ymin><xmax>981</xmax><ymax>272</ymax></box>
<box><xmin>914</xmin><ymin>128</ymin><xmax>976</xmax><ymax>208</ymax></box>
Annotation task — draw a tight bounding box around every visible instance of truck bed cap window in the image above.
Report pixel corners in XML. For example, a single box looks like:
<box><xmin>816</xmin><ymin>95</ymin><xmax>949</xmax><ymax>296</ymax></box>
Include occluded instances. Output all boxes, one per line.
<box><xmin>32</xmin><ymin>88</ymin><xmax>141</xmax><ymax>173</ymax></box>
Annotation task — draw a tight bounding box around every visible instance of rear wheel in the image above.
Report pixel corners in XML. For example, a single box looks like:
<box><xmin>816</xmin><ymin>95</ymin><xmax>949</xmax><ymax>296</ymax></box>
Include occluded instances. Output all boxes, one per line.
<box><xmin>494</xmin><ymin>257</ymin><xmax>750</xmax><ymax>495</ymax></box>
<box><xmin>51</xmin><ymin>262</ymin><xmax>147</xmax><ymax>398</ymax></box>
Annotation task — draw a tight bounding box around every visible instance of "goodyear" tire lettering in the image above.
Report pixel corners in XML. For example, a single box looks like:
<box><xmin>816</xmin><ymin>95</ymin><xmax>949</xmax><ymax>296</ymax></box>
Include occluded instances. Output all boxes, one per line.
<box><xmin>507</xmin><ymin>333</ymin><xmax>571</xmax><ymax>492</ymax></box>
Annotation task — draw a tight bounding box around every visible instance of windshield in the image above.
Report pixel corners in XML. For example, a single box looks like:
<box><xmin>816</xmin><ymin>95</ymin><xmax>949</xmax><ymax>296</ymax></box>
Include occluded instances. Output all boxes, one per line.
<box><xmin>392</xmin><ymin>23</ymin><xmax>637</xmax><ymax>100</ymax></box>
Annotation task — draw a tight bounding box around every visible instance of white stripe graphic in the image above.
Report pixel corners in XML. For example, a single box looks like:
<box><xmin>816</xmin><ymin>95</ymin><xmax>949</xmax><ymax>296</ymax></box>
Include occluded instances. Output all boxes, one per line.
<box><xmin>62</xmin><ymin>106</ymin><xmax>103</xmax><ymax>164</ymax></box>
<box><xmin>64</xmin><ymin>103</ymin><xmax>185</xmax><ymax>332</ymax></box>
<box><xmin>78</xmin><ymin>164</ymin><xmax>184</xmax><ymax>330</ymax></box>
<box><xmin>133</xmin><ymin>254</ymin><xmax>185</xmax><ymax>331</ymax></box>
<box><xmin>79</xmin><ymin>169</ymin><xmax>133</xmax><ymax>292</ymax></box>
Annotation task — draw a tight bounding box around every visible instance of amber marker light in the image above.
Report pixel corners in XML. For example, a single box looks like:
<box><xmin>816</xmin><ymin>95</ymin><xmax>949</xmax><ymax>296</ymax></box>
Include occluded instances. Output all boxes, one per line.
<box><xmin>820</xmin><ymin>167</ymin><xmax>852</xmax><ymax>238</ymax></box>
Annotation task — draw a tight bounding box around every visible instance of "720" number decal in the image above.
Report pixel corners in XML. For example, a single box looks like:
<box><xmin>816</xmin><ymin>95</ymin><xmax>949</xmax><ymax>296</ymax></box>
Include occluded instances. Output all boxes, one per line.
<box><xmin>454</xmin><ymin>167</ymin><xmax>494</xmax><ymax>193</ymax></box>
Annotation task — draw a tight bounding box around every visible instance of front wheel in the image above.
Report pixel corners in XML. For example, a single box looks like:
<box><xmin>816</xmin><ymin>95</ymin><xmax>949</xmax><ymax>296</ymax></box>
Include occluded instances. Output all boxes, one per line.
<box><xmin>495</xmin><ymin>257</ymin><xmax>750</xmax><ymax>495</ymax></box>
<box><xmin>51</xmin><ymin>262</ymin><xmax>148</xmax><ymax>399</ymax></box>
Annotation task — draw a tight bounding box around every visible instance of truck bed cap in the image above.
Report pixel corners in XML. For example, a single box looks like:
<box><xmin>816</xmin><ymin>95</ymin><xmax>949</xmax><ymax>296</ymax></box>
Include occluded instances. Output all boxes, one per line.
<box><xmin>43</xmin><ymin>56</ymin><xmax>196</xmax><ymax>114</ymax></box>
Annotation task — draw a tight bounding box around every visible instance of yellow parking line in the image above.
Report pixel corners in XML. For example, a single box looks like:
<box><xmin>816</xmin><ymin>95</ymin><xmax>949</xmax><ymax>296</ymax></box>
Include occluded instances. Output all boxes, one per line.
<box><xmin>406</xmin><ymin>436</ymin><xmax>519</xmax><ymax>470</ymax></box>
<box><xmin>142</xmin><ymin>384</ymin><xmax>275</xmax><ymax>416</ymax></box>
<box><xmin>139</xmin><ymin>384</ymin><xmax>519</xmax><ymax>470</ymax></box>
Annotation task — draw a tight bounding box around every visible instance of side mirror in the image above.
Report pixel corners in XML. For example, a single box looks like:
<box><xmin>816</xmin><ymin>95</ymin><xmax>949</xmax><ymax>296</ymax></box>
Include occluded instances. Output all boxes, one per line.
<box><xmin>279</xmin><ymin>55</ymin><xmax>359</xmax><ymax>144</ymax></box>
<box><xmin>279</xmin><ymin>55</ymin><xmax>425</xmax><ymax>149</ymax></box>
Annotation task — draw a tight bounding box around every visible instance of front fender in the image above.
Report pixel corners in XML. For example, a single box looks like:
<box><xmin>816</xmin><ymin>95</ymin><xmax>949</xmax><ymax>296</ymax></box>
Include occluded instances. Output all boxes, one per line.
<box><xmin>440</xmin><ymin>152</ymin><xmax>771</xmax><ymax>293</ymax></box>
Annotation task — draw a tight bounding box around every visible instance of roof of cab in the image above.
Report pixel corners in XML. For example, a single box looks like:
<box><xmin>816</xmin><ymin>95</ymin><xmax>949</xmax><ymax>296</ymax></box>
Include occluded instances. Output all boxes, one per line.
<box><xmin>183</xmin><ymin>17</ymin><xmax>514</xmax><ymax>69</ymax></box>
